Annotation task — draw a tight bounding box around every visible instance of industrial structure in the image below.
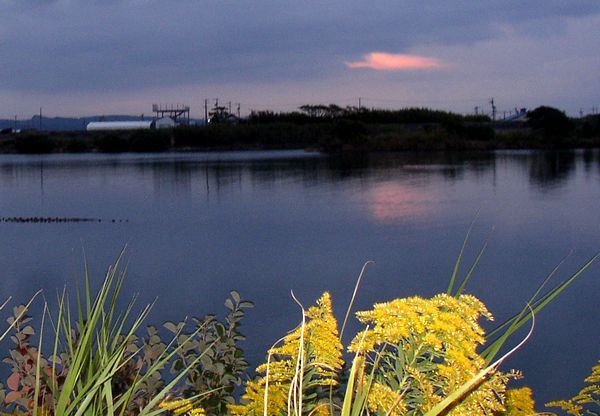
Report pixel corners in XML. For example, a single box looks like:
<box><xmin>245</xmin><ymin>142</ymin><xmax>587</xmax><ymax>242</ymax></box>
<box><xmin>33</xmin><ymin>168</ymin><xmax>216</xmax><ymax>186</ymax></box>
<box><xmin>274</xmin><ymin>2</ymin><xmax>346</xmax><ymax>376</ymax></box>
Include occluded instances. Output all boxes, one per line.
<box><xmin>86</xmin><ymin>105</ymin><xmax>186</xmax><ymax>131</ymax></box>
<box><xmin>152</xmin><ymin>104</ymin><xmax>190</xmax><ymax>124</ymax></box>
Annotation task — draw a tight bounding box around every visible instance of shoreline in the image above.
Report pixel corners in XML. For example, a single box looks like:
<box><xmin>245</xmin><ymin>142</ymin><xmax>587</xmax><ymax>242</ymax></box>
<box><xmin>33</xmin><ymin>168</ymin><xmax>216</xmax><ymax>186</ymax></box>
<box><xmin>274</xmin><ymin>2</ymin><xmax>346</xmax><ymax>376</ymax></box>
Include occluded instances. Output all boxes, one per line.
<box><xmin>1</xmin><ymin>122</ymin><xmax>599</xmax><ymax>155</ymax></box>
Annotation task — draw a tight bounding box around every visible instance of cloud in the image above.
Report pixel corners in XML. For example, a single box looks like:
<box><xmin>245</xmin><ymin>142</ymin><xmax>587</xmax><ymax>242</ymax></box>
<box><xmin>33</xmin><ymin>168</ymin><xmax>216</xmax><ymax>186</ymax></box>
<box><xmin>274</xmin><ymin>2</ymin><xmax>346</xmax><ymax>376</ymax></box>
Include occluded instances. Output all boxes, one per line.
<box><xmin>346</xmin><ymin>52</ymin><xmax>444</xmax><ymax>70</ymax></box>
<box><xmin>0</xmin><ymin>1</ymin><xmax>598</xmax><ymax>115</ymax></box>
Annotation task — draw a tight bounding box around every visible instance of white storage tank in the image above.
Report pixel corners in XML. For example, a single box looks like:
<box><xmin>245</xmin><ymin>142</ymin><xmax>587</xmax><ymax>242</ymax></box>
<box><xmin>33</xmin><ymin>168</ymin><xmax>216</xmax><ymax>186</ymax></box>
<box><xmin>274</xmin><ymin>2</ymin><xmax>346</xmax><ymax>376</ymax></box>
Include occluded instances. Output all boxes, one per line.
<box><xmin>155</xmin><ymin>117</ymin><xmax>176</xmax><ymax>129</ymax></box>
<box><xmin>86</xmin><ymin>121</ymin><xmax>153</xmax><ymax>131</ymax></box>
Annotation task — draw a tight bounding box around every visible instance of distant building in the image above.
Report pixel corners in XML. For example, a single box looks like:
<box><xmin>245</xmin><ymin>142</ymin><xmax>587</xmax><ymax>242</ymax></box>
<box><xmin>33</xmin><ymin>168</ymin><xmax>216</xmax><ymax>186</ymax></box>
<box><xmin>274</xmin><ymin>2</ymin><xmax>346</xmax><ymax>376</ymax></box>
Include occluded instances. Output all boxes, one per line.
<box><xmin>86</xmin><ymin>116</ymin><xmax>180</xmax><ymax>131</ymax></box>
<box><xmin>86</xmin><ymin>121</ymin><xmax>154</xmax><ymax>131</ymax></box>
<box><xmin>504</xmin><ymin>108</ymin><xmax>528</xmax><ymax>122</ymax></box>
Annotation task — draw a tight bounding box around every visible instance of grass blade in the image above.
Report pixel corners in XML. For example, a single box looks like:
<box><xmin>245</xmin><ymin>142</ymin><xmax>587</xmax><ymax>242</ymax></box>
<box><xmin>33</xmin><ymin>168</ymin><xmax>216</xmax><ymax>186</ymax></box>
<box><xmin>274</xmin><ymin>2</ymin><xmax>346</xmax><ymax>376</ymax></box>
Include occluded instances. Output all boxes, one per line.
<box><xmin>340</xmin><ymin>261</ymin><xmax>373</xmax><ymax>342</ymax></box>
<box><xmin>447</xmin><ymin>215</ymin><xmax>478</xmax><ymax>296</ymax></box>
<box><xmin>455</xmin><ymin>228</ymin><xmax>493</xmax><ymax>295</ymax></box>
<box><xmin>482</xmin><ymin>252</ymin><xmax>598</xmax><ymax>362</ymax></box>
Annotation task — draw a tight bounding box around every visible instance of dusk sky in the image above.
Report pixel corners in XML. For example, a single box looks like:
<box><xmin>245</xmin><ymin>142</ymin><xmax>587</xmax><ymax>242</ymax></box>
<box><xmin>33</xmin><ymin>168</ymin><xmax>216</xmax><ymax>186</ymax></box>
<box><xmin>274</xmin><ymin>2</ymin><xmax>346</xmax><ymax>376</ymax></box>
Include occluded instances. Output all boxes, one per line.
<box><xmin>1</xmin><ymin>1</ymin><xmax>599</xmax><ymax>119</ymax></box>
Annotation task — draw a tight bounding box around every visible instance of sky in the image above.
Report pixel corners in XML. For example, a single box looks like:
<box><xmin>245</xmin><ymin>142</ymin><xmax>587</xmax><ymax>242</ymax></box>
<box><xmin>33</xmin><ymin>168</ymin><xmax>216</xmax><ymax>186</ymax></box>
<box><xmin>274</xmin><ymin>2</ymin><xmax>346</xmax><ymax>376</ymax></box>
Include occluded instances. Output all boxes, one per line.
<box><xmin>1</xmin><ymin>0</ymin><xmax>599</xmax><ymax>119</ymax></box>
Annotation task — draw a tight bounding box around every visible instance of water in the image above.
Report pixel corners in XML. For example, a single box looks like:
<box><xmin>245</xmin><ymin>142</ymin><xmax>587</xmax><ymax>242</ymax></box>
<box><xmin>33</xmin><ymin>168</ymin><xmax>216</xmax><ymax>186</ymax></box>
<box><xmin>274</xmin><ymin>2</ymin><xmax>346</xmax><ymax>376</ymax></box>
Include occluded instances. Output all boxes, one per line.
<box><xmin>1</xmin><ymin>149</ymin><xmax>599</xmax><ymax>408</ymax></box>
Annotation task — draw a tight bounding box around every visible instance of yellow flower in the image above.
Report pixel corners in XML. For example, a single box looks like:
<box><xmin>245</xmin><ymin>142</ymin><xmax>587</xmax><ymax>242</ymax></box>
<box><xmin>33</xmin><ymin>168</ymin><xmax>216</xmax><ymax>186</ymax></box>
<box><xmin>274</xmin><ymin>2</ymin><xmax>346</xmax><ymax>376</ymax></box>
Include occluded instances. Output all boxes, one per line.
<box><xmin>366</xmin><ymin>382</ymin><xmax>407</xmax><ymax>416</ymax></box>
<box><xmin>230</xmin><ymin>292</ymin><xmax>343</xmax><ymax>416</ymax></box>
<box><xmin>499</xmin><ymin>387</ymin><xmax>538</xmax><ymax>415</ymax></box>
<box><xmin>547</xmin><ymin>360</ymin><xmax>600</xmax><ymax>415</ymax></box>
<box><xmin>233</xmin><ymin>290</ymin><xmax>525</xmax><ymax>416</ymax></box>
<box><xmin>349</xmin><ymin>293</ymin><xmax>515</xmax><ymax>415</ymax></box>
<box><xmin>159</xmin><ymin>398</ymin><xmax>205</xmax><ymax>416</ymax></box>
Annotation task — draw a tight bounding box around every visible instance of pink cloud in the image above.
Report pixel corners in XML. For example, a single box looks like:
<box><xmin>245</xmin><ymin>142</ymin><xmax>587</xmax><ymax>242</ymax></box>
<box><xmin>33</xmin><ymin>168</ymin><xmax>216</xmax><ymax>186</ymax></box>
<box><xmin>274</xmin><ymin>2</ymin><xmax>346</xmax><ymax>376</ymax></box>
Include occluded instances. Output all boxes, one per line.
<box><xmin>346</xmin><ymin>52</ymin><xmax>443</xmax><ymax>70</ymax></box>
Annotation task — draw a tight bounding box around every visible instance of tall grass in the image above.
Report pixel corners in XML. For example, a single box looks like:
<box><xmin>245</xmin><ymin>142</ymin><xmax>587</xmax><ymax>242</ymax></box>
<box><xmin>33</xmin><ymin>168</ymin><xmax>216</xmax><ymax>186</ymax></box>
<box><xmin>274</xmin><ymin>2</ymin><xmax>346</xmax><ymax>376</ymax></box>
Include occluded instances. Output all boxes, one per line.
<box><xmin>2</xmin><ymin>255</ymin><xmax>210</xmax><ymax>416</ymax></box>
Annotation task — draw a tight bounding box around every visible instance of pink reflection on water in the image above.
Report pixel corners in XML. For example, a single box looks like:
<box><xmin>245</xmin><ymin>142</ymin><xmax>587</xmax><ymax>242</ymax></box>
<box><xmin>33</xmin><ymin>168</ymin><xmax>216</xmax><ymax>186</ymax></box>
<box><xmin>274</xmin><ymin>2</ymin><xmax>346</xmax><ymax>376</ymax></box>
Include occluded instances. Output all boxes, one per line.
<box><xmin>367</xmin><ymin>181</ymin><xmax>434</xmax><ymax>223</ymax></box>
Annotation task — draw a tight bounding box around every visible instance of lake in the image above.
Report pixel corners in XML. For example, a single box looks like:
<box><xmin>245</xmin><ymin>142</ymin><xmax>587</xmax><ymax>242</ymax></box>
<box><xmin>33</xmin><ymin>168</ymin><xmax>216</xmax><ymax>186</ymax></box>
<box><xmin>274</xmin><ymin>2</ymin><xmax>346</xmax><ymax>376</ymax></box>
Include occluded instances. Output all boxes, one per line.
<box><xmin>1</xmin><ymin>149</ymin><xmax>599</xmax><ymax>408</ymax></box>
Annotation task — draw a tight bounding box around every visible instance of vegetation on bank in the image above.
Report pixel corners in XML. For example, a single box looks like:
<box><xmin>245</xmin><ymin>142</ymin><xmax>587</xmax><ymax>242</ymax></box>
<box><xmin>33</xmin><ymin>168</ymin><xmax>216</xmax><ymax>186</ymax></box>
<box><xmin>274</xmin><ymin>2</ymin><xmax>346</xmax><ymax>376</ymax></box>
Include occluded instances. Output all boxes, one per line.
<box><xmin>0</xmin><ymin>256</ymin><xmax>254</xmax><ymax>416</ymax></box>
<box><xmin>0</xmin><ymin>241</ymin><xmax>598</xmax><ymax>416</ymax></box>
<box><xmin>1</xmin><ymin>106</ymin><xmax>599</xmax><ymax>154</ymax></box>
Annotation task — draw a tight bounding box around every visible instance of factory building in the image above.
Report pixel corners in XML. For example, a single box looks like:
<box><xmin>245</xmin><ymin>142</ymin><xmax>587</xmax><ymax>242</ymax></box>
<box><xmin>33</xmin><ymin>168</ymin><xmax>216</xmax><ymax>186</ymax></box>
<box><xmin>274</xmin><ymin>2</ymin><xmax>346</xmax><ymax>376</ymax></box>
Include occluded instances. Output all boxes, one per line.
<box><xmin>86</xmin><ymin>104</ymin><xmax>188</xmax><ymax>131</ymax></box>
<box><xmin>86</xmin><ymin>117</ymin><xmax>176</xmax><ymax>131</ymax></box>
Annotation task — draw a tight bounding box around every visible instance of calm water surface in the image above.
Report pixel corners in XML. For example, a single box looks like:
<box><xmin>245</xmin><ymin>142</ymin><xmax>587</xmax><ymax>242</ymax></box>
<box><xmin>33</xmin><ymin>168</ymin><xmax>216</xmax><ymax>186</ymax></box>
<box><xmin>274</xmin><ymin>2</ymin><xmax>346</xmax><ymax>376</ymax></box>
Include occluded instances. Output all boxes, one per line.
<box><xmin>1</xmin><ymin>149</ymin><xmax>599</xmax><ymax>407</ymax></box>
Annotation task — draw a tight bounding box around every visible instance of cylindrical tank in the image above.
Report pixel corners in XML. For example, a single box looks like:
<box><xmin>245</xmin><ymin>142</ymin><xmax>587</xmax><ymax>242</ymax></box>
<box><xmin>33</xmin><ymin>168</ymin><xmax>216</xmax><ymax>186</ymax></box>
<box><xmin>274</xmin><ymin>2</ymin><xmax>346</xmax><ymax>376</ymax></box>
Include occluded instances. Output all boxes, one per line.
<box><xmin>86</xmin><ymin>121</ymin><xmax>153</xmax><ymax>131</ymax></box>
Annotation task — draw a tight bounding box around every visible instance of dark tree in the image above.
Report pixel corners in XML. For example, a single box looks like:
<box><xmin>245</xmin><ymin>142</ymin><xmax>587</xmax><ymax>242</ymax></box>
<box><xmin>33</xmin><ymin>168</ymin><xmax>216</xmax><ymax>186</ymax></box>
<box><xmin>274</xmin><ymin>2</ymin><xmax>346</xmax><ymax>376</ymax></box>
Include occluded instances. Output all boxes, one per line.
<box><xmin>527</xmin><ymin>106</ymin><xmax>574</xmax><ymax>139</ymax></box>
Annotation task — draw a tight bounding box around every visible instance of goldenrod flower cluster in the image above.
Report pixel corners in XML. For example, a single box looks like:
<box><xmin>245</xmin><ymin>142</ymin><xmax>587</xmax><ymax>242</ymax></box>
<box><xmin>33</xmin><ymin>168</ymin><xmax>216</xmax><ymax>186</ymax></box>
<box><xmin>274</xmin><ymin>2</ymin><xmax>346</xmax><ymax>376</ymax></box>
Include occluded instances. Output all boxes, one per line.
<box><xmin>547</xmin><ymin>360</ymin><xmax>600</xmax><ymax>416</ymax></box>
<box><xmin>229</xmin><ymin>292</ymin><xmax>343</xmax><ymax>416</ymax></box>
<box><xmin>350</xmin><ymin>294</ymin><xmax>512</xmax><ymax>415</ymax></box>
<box><xmin>159</xmin><ymin>398</ymin><xmax>205</xmax><ymax>416</ymax></box>
<box><xmin>230</xmin><ymin>291</ymin><xmax>533</xmax><ymax>416</ymax></box>
<box><xmin>366</xmin><ymin>381</ymin><xmax>408</xmax><ymax>416</ymax></box>
<box><xmin>350</xmin><ymin>294</ymin><xmax>491</xmax><ymax>354</ymax></box>
<box><xmin>498</xmin><ymin>387</ymin><xmax>538</xmax><ymax>415</ymax></box>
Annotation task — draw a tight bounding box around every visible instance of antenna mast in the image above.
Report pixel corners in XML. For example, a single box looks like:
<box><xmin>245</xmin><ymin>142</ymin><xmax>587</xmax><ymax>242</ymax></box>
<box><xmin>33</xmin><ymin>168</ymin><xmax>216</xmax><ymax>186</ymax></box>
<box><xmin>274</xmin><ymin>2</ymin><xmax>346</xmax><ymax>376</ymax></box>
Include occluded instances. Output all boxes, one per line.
<box><xmin>489</xmin><ymin>98</ymin><xmax>496</xmax><ymax>121</ymax></box>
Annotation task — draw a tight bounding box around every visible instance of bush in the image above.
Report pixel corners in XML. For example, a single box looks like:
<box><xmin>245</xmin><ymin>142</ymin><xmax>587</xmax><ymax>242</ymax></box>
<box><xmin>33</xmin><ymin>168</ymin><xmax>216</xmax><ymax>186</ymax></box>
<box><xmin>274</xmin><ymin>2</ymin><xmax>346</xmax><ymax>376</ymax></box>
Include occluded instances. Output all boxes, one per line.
<box><xmin>0</xmin><ymin>258</ymin><xmax>253</xmax><ymax>416</ymax></box>
<box><xmin>94</xmin><ymin>133</ymin><xmax>130</xmax><ymax>152</ymax></box>
<box><xmin>464</xmin><ymin>123</ymin><xmax>495</xmax><ymax>141</ymax></box>
<box><xmin>578</xmin><ymin>114</ymin><xmax>600</xmax><ymax>138</ymax></box>
<box><xmin>13</xmin><ymin>133</ymin><xmax>56</xmax><ymax>154</ymax></box>
<box><xmin>130</xmin><ymin>130</ymin><xmax>170</xmax><ymax>152</ymax></box>
<box><xmin>63</xmin><ymin>137</ymin><xmax>91</xmax><ymax>152</ymax></box>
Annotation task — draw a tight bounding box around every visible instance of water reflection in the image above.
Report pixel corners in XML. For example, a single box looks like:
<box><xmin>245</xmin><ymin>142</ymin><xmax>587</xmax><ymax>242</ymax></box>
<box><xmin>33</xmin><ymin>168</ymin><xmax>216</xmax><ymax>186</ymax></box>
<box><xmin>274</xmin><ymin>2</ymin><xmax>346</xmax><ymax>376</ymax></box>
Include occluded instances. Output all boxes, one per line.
<box><xmin>528</xmin><ymin>151</ymin><xmax>577</xmax><ymax>191</ymax></box>
<box><xmin>149</xmin><ymin>162</ymin><xmax>193</xmax><ymax>197</ymax></box>
<box><xmin>0</xmin><ymin>150</ymin><xmax>597</xmax><ymax>205</ymax></box>
<box><xmin>367</xmin><ymin>181</ymin><xmax>435</xmax><ymax>222</ymax></box>
<box><xmin>0</xmin><ymin>151</ymin><xmax>588</xmax><ymax>223</ymax></box>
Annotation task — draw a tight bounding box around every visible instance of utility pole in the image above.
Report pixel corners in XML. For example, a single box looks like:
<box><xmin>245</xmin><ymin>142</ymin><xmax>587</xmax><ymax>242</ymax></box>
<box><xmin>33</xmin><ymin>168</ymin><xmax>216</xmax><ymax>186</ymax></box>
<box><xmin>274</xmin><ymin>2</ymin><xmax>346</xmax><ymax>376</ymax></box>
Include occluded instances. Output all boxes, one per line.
<box><xmin>236</xmin><ymin>103</ymin><xmax>241</xmax><ymax>118</ymax></box>
<box><xmin>358</xmin><ymin>97</ymin><xmax>362</xmax><ymax>110</ymax></box>
<box><xmin>489</xmin><ymin>98</ymin><xmax>496</xmax><ymax>121</ymax></box>
<box><xmin>474</xmin><ymin>106</ymin><xmax>479</xmax><ymax>115</ymax></box>
<box><xmin>204</xmin><ymin>99</ymin><xmax>208</xmax><ymax>125</ymax></box>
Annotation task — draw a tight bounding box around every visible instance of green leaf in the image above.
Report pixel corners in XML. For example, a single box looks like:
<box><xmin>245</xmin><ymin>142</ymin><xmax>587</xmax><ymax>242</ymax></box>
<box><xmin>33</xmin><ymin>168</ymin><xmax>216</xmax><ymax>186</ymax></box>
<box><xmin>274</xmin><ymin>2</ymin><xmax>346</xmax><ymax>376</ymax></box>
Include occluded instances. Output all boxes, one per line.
<box><xmin>21</xmin><ymin>325</ymin><xmax>36</xmax><ymax>336</ymax></box>
<box><xmin>163</xmin><ymin>321</ymin><xmax>180</xmax><ymax>333</ymax></box>
<box><xmin>215</xmin><ymin>323</ymin><xmax>225</xmax><ymax>337</ymax></box>
<box><xmin>230</xmin><ymin>291</ymin><xmax>241</xmax><ymax>304</ymax></box>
